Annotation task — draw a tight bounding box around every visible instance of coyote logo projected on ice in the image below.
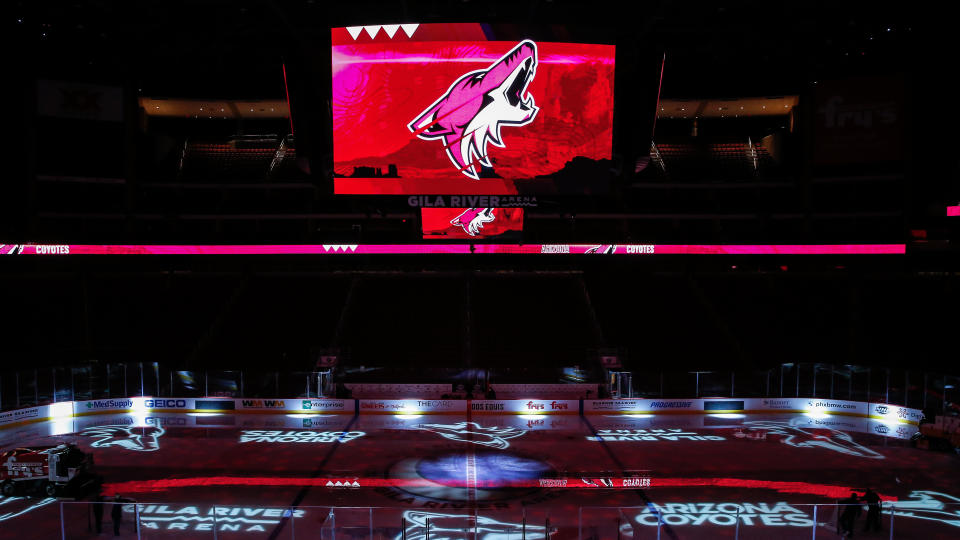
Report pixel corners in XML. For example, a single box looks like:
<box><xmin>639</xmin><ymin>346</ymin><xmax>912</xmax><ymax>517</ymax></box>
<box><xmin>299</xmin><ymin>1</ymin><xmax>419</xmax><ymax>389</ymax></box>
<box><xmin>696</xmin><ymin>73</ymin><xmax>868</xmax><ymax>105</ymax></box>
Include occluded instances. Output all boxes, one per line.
<box><xmin>397</xmin><ymin>510</ymin><xmax>549</xmax><ymax>540</ymax></box>
<box><xmin>451</xmin><ymin>208</ymin><xmax>496</xmax><ymax>236</ymax></box>
<box><xmin>81</xmin><ymin>424</ymin><xmax>166</xmax><ymax>452</ymax></box>
<box><xmin>885</xmin><ymin>490</ymin><xmax>960</xmax><ymax>528</ymax></box>
<box><xmin>419</xmin><ymin>421</ymin><xmax>526</xmax><ymax>450</ymax></box>
<box><xmin>409</xmin><ymin>40</ymin><xmax>539</xmax><ymax>180</ymax></box>
<box><xmin>733</xmin><ymin>420</ymin><xmax>883</xmax><ymax>459</ymax></box>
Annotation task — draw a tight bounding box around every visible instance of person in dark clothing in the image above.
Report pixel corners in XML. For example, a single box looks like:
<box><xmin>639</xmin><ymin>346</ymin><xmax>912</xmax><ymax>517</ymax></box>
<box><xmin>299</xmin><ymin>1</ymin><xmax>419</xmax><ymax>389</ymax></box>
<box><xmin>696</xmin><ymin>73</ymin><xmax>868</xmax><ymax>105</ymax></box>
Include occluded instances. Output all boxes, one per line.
<box><xmin>111</xmin><ymin>495</ymin><xmax>124</xmax><ymax>536</ymax></box>
<box><xmin>838</xmin><ymin>492</ymin><xmax>862</xmax><ymax>538</ymax></box>
<box><xmin>92</xmin><ymin>495</ymin><xmax>104</xmax><ymax>534</ymax></box>
<box><xmin>863</xmin><ymin>488</ymin><xmax>882</xmax><ymax>532</ymax></box>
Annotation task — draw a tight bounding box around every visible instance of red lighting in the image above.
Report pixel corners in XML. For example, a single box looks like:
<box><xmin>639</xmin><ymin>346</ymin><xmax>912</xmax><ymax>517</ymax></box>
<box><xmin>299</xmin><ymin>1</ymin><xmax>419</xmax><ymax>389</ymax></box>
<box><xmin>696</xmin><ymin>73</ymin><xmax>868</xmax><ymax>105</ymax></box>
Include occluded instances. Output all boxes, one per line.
<box><xmin>101</xmin><ymin>476</ymin><xmax>898</xmax><ymax>502</ymax></box>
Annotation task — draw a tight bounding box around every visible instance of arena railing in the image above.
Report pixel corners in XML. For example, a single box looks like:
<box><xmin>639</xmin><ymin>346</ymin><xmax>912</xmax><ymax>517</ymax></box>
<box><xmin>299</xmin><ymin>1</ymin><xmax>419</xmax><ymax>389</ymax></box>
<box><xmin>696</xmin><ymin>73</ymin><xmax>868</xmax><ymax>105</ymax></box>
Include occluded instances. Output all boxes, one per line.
<box><xmin>36</xmin><ymin>500</ymin><xmax>960</xmax><ymax>538</ymax></box>
<box><xmin>1</xmin><ymin>362</ymin><xmax>957</xmax><ymax>415</ymax></box>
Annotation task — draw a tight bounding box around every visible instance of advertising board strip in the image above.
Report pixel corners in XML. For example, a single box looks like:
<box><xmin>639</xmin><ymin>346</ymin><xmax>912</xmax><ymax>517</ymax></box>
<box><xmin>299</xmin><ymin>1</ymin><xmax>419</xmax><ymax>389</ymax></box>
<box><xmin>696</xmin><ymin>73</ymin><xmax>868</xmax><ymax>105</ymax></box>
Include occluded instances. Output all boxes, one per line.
<box><xmin>73</xmin><ymin>399</ymin><xmax>135</xmax><ymax>415</ymax></box>
<box><xmin>469</xmin><ymin>400</ymin><xmax>579</xmax><ymax>415</ymax></box>
<box><xmin>357</xmin><ymin>399</ymin><xmax>466</xmax><ymax>414</ymax></box>
<box><xmin>0</xmin><ymin>397</ymin><xmax>925</xmax><ymax>431</ymax></box>
<box><xmin>583</xmin><ymin>399</ymin><xmax>704</xmax><ymax>414</ymax></box>
<box><xmin>195</xmin><ymin>400</ymin><xmax>236</xmax><ymax>411</ymax></box>
<box><xmin>0</xmin><ymin>405</ymin><xmax>45</xmax><ymax>427</ymax></box>
<box><xmin>703</xmin><ymin>400</ymin><xmax>745</xmax><ymax>412</ymax></box>
<box><xmin>1</xmin><ymin>244</ymin><xmax>907</xmax><ymax>256</ymax></box>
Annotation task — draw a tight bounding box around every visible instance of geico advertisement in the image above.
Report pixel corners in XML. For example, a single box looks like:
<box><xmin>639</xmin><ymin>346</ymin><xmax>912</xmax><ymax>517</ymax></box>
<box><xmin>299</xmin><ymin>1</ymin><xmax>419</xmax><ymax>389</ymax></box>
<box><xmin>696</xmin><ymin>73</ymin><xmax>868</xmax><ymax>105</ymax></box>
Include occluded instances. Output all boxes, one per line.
<box><xmin>140</xmin><ymin>398</ymin><xmax>192</xmax><ymax>409</ymax></box>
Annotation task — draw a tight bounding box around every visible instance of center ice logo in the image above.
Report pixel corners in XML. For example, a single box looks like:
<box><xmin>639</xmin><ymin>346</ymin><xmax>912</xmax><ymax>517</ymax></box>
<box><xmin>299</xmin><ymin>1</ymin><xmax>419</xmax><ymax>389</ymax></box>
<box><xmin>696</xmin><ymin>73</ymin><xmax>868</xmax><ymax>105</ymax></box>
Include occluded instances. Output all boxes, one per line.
<box><xmin>82</xmin><ymin>424</ymin><xmax>166</xmax><ymax>452</ymax></box>
<box><xmin>409</xmin><ymin>40</ymin><xmax>539</xmax><ymax>180</ymax></box>
<box><xmin>418</xmin><ymin>422</ymin><xmax>526</xmax><ymax>450</ymax></box>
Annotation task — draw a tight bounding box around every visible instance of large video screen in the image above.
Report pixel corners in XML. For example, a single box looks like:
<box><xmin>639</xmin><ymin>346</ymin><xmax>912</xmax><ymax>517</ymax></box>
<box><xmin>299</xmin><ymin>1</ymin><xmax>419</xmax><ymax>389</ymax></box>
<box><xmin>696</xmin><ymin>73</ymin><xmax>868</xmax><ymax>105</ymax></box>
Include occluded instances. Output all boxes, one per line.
<box><xmin>332</xmin><ymin>23</ymin><xmax>615</xmax><ymax>195</ymax></box>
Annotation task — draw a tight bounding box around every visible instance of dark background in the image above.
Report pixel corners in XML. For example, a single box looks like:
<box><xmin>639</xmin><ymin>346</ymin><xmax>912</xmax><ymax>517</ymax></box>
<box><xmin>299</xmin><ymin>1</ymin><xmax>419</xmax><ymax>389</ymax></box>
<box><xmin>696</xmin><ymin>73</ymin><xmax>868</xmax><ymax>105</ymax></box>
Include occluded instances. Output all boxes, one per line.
<box><xmin>3</xmin><ymin>1</ymin><xmax>957</xmax><ymax>380</ymax></box>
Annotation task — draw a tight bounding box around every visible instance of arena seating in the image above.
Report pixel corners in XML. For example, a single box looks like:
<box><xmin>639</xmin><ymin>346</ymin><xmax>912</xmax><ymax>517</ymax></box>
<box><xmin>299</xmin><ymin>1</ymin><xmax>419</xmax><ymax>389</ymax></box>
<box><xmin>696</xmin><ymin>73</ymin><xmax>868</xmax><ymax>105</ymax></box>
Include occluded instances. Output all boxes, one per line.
<box><xmin>181</xmin><ymin>139</ymin><xmax>278</xmax><ymax>181</ymax></box>
<box><xmin>646</xmin><ymin>137</ymin><xmax>779</xmax><ymax>182</ymax></box>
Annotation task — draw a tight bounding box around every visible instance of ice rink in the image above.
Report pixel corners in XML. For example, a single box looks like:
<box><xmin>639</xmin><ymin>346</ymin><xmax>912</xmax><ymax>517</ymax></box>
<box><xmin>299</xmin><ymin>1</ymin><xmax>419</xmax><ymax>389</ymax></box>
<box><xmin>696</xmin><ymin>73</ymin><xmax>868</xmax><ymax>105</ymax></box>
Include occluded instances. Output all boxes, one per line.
<box><xmin>1</xmin><ymin>410</ymin><xmax>958</xmax><ymax>539</ymax></box>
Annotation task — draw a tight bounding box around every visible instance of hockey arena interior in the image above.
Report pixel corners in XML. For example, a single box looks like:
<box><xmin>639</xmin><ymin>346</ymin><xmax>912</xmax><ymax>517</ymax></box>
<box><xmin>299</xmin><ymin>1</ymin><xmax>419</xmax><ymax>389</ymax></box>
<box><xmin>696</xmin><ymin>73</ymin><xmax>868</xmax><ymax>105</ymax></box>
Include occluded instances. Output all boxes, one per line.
<box><xmin>3</xmin><ymin>2</ymin><xmax>959</xmax><ymax>539</ymax></box>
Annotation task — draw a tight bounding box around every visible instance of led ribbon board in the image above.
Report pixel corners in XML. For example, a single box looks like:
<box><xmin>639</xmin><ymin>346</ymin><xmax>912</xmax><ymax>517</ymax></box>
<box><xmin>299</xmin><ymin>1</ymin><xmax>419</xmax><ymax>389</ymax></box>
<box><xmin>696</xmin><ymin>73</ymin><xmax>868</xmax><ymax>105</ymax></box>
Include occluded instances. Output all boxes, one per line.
<box><xmin>0</xmin><ymin>244</ymin><xmax>907</xmax><ymax>255</ymax></box>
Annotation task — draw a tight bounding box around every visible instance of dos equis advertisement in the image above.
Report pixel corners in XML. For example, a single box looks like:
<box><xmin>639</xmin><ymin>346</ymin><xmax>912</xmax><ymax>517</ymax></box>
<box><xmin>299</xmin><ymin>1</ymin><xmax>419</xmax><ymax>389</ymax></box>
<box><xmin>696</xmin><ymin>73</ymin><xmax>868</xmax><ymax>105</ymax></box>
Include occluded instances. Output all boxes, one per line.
<box><xmin>332</xmin><ymin>23</ymin><xmax>615</xmax><ymax>195</ymax></box>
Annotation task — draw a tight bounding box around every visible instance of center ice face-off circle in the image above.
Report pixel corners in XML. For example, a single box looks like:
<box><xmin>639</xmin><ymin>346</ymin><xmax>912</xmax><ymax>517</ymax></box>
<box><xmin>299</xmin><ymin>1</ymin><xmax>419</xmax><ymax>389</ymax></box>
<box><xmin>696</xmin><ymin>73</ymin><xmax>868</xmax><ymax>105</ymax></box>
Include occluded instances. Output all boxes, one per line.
<box><xmin>389</xmin><ymin>452</ymin><xmax>554</xmax><ymax>502</ymax></box>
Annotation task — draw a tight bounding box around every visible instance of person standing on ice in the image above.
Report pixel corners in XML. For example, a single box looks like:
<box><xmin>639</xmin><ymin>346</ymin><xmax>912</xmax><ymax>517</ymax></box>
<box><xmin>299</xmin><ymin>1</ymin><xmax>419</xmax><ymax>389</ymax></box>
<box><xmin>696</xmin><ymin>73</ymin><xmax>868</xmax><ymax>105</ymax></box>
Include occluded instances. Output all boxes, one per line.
<box><xmin>838</xmin><ymin>492</ymin><xmax>862</xmax><ymax>537</ymax></box>
<box><xmin>863</xmin><ymin>488</ymin><xmax>882</xmax><ymax>532</ymax></box>
<box><xmin>111</xmin><ymin>495</ymin><xmax>124</xmax><ymax>536</ymax></box>
<box><xmin>91</xmin><ymin>494</ymin><xmax>104</xmax><ymax>534</ymax></box>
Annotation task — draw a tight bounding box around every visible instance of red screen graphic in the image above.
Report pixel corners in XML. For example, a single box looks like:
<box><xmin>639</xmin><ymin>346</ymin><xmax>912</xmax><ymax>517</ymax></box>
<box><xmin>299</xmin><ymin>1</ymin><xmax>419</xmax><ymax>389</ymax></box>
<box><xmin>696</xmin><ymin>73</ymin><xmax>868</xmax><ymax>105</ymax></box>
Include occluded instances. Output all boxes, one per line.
<box><xmin>332</xmin><ymin>23</ymin><xmax>615</xmax><ymax>195</ymax></box>
<box><xmin>421</xmin><ymin>208</ymin><xmax>524</xmax><ymax>239</ymax></box>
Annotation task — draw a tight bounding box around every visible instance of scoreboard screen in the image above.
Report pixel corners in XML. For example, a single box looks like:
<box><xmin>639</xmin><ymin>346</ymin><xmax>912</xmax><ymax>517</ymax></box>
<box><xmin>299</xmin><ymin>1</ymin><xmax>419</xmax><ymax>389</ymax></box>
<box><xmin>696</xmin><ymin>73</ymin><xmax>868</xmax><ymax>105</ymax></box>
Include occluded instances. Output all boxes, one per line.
<box><xmin>332</xmin><ymin>23</ymin><xmax>615</xmax><ymax>195</ymax></box>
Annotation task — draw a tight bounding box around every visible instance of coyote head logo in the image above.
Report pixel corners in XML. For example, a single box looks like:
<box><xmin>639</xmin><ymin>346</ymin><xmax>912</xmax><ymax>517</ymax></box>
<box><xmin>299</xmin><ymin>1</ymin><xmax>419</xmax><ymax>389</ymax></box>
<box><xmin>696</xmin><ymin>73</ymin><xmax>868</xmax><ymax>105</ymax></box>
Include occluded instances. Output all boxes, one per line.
<box><xmin>451</xmin><ymin>208</ymin><xmax>496</xmax><ymax>236</ymax></box>
<box><xmin>81</xmin><ymin>424</ymin><xmax>166</xmax><ymax>452</ymax></box>
<box><xmin>418</xmin><ymin>421</ymin><xmax>526</xmax><ymax>450</ymax></box>
<box><xmin>409</xmin><ymin>40</ymin><xmax>539</xmax><ymax>180</ymax></box>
